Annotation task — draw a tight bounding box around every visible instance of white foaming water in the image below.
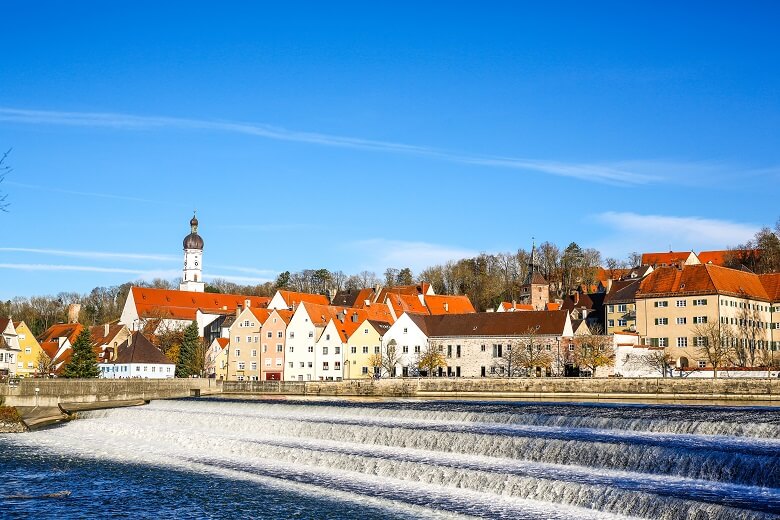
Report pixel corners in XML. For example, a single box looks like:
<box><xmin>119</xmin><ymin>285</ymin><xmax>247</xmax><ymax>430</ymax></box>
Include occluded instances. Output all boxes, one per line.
<box><xmin>7</xmin><ymin>398</ymin><xmax>780</xmax><ymax>519</ymax></box>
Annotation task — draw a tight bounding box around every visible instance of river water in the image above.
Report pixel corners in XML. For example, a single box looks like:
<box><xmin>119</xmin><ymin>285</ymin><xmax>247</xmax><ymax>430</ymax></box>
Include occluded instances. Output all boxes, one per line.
<box><xmin>2</xmin><ymin>397</ymin><xmax>780</xmax><ymax>519</ymax></box>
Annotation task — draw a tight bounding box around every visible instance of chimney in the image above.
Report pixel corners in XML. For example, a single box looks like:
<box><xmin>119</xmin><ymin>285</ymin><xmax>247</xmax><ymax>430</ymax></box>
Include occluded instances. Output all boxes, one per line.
<box><xmin>364</xmin><ymin>299</ymin><xmax>371</xmax><ymax>307</ymax></box>
<box><xmin>606</xmin><ymin>279</ymin><xmax>613</xmax><ymax>293</ymax></box>
<box><xmin>236</xmin><ymin>305</ymin><xmax>242</xmax><ymax>317</ymax></box>
<box><xmin>67</xmin><ymin>303</ymin><xmax>81</xmax><ymax>324</ymax></box>
<box><xmin>573</xmin><ymin>292</ymin><xmax>580</xmax><ymax>305</ymax></box>
<box><xmin>245</xmin><ymin>299</ymin><xmax>251</xmax><ymax>309</ymax></box>
<box><xmin>351</xmin><ymin>312</ymin><xmax>358</xmax><ymax>323</ymax></box>
<box><xmin>444</xmin><ymin>302</ymin><xmax>449</xmax><ymax>313</ymax></box>
<box><xmin>104</xmin><ymin>323</ymin><xmax>110</xmax><ymax>338</ymax></box>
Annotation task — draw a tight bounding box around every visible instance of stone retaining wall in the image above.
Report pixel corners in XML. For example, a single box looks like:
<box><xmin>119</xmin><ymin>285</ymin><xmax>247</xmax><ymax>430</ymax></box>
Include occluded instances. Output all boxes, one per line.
<box><xmin>0</xmin><ymin>378</ymin><xmax>221</xmax><ymax>407</ymax></box>
<box><xmin>223</xmin><ymin>377</ymin><xmax>780</xmax><ymax>401</ymax></box>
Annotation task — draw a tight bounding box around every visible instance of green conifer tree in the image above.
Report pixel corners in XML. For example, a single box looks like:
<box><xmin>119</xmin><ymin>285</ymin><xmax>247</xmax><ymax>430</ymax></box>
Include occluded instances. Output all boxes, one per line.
<box><xmin>176</xmin><ymin>321</ymin><xmax>199</xmax><ymax>378</ymax></box>
<box><xmin>63</xmin><ymin>326</ymin><xmax>100</xmax><ymax>378</ymax></box>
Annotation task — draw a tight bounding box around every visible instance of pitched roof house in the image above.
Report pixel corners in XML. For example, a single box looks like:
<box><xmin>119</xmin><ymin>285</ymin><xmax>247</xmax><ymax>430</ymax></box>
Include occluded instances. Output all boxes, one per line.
<box><xmin>99</xmin><ymin>331</ymin><xmax>175</xmax><ymax>379</ymax></box>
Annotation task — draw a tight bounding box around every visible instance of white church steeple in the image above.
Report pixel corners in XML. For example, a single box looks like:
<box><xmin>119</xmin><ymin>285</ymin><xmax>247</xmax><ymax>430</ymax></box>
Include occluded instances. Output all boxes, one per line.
<box><xmin>179</xmin><ymin>213</ymin><xmax>205</xmax><ymax>292</ymax></box>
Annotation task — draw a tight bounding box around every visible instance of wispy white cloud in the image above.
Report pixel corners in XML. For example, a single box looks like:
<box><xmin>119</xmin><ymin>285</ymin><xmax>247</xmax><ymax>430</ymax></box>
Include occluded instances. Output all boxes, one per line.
<box><xmin>6</xmin><ymin>180</ymin><xmax>177</xmax><ymax>205</ymax></box>
<box><xmin>593</xmin><ymin>212</ymin><xmax>760</xmax><ymax>258</ymax></box>
<box><xmin>0</xmin><ymin>107</ymin><xmax>673</xmax><ymax>186</ymax></box>
<box><xmin>0</xmin><ymin>262</ymin><xmax>271</xmax><ymax>284</ymax></box>
<box><xmin>351</xmin><ymin>239</ymin><xmax>478</xmax><ymax>274</ymax></box>
<box><xmin>0</xmin><ymin>247</ymin><xmax>177</xmax><ymax>262</ymax></box>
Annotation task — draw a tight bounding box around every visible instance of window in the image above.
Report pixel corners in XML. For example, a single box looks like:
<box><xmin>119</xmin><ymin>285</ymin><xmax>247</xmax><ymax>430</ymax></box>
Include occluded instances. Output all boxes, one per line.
<box><xmin>265</xmin><ymin>359</ymin><xmax>271</xmax><ymax>366</ymax></box>
<box><xmin>402</xmin><ymin>345</ymin><xmax>409</xmax><ymax>353</ymax></box>
<box><xmin>351</xmin><ymin>346</ymin><xmax>357</xmax><ymax>354</ymax></box>
<box><xmin>698</xmin><ymin>360</ymin><xmax>707</xmax><ymax>368</ymax></box>
<box><xmin>288</xmin><ymin>346</ymin><xmax>294</xmax><ymax>353</ymax></box>
<box><xmin>25</xmin><ymin>347</ymin><xmax>31</xmax><ymax>354</ymax></box>
<box><xmin>693</xmin><ymin>316</ymin><xmax>708</xmax><ymax>324</ymax></box>
<box><xmin>335</xmin><ymin>346</ymin><xmax>340</xmax><ymax>355</ymax></box>
<box><xmin>235</xmin><ymin>349</ymin><xmax>241</xmax><ymax>357</ymax></box>
<box><xmin>617</xmin><ymin>304</ymin><xmax>627</xmax><ymax>313</ymax></box>
<box><xmin>276</xmin><ymin>359</ymin><xmax>283</xmax><ymax>366</ymax></box>
<box><xmin>659</xmin><ymin>338</ymin><xmax>668</xmax><ymax>347</ymax></box>
<box><xmin>492</xmin><ymin>344</ymin><xmax>503</xmax><ymax>358</ymax></box>
<box><xmin>277</xmin><ymin>331</ymin><xmax>283</xmax><ymax>338</ymax></box>
<box><xmin>677</xmin><ymin>317</ymin><xmax>687</xmax><ymax>325</ymax></box>
<box><xmin>263</xmin><ymin>345</ymin><xmax>268</xmax><ymax>353</ymax></box>
<box><xmin>569</xmin><ymin>344</ymin><xmax>575</xmax><ymax>352</ymax></box>
<box><xmin>335</xmin><ymin>362</ymin><xmax>341</xmax><ymax>370</ymax></box>
<box><xmin>362</xmin><ymin>346</ymin><xmax>369</xmax><ymax>354</ymax></box>
<box><xmin>251</xmin><ymin>349</ymin><xmax>257</xmax><ymax>357</ymax></box>
<box><xmin>289</xmin><ymin>332</ymin><xmax>295</xmax><ymax>338</ymax></box>
<box><xmin>480</xmin><ymin>345</ymin><xmax>486</xmax><ymax>352</ymax></box>
<box><xmin>676</xmin><ymin>300</ymin><xmax>687</xmax><ymax>307</ymax></box>
<box><xmin>323</xmin><ymin>347</ymin><xmax>329</xmax><ymax>355</ymax></box>
<box><xmin>323</xmin><ymin>362</ymin><xmax>329</xmax><ymax>371</ymax></box>
<box><xmin>251</xmin><ymin>362</ymin><xmax>257</xmax><ymax>370</ymax></box>
<box><xmin>244</xmin><ymin>320</ymin><xmax>250</xmax><ymax>327</ymax></box>
<box><xmin>267</xmin><ymin>331</ymin><xmax>272</xmax><ymax>338</ymax></box>
<box><xmin>618</xmin><ymin>319</ymin><xmax>627</xmax><ymax>327</ymax></box>
<box><xmin>456</xmin><ymin>345</ymin><xmax>461</xmax><ymax>358</ymax></box>
<box><xmin>654</xmin><ymin>301</ymin><xmax>668</xmax><ymax>307</ymax></box>
<box><xmin>235</xmin><ymin>337</ymin><xmax>240</xmax><ymax>343</ymax></box>
<box><xmin>693</xmin><ymin>299</ymin><xmax>707</xmax><ymax>306</ymax></box>
<box><xmin>238</xmin><ymin>362</ymin><xmax>245</xmax><ymax>370</ymax></box>
<box><xmin>414</xmin><ymin>345</ymin><xmax>420</xmax><ymax>354</ymax></box>
<box><xmin>654</xmin><ymin>318</ymin><xmax>669</xmax><ymax>325</ymax></box>
<box><xmin>307</xmin><ymin>361</ymin><xmax>313</xmax><ymax>368</ymax></box>
<box><xmin>694</xmin><ymin>337</ymin><xmax>707</xmax><ymax>347</ymax></box>
<box><xmin>362</xmin><ymin>366</ymin><xmax>368</xmax><ymax>375</ymax></box>
<box><xmin>364</xmin><ymin>328</ymin><xmax>368</xmax><ymax>334</ymax></box>
<box><xmin>326</xmin><ymin>334</ymin><xmax>330</xmax><ymax>341</ymax></box>
<box><xmin>277</xmin><ymin>344</ymin><xmax>283</xmax><ymax>352</ymax></box>
<box><xmin>308</xmin><ymin>346</ymin><xmax>314</xmax><ymax>353</ymax></box>
<box><xmin>299</xmin><ymin>362</ymin><xmax>304</xmax><ymax>367</ymax></box>
<box><xmin>608</xmin><ymin>305</ymin><xmax>614</xmax><ymax>313</ymax></box>
<box><xmin>677</xmin><ymin>337</ymin><xmax>688</xmax><ymax>348</ymax></box>
<box><xmin>308</xmin><ymin>331</ymin><xmax>314</xmax><ymax>338</ymax></box>
<box><xmin>374</xmin><ymin>346</ymin><xmax>380</xmax><ymax>354</ymax></box>
<box><xmin>289</xmin><ymin>362</ymin><xmax>294</xmax><ymax>368</ymax></box>
<box><xmin>403</xmin><ymin>328</ymin><xmax>408</xmax><ymax>334</ymax></box>
<box><xmin>608</xmin><ymin>319</ymin><xmax>615</xmax><ymax>327</ymax></box>
<box><xmin>447</xmin><ymin>345</ymin><xmax>452</xmax><ymax>358</ymax></box>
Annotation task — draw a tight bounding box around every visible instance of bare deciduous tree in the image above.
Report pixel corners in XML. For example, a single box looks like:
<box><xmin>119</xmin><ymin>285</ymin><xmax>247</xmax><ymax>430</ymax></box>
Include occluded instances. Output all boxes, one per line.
<box><xmin>691</xmin><ymin>322</ymin><xmax>734</xmax><ymax>378</ymax></box>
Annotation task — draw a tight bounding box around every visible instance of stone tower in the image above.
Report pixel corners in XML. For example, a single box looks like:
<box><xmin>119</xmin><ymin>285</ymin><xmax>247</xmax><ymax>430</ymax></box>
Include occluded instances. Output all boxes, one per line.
<box><xmin>179</xmin><ymin>214</ymin><xmax>205</xmax><ymax>292</ymax></box>
<box><xmin>519</xmin><ymin>240</ymin><xmax>550</xmax><ymax>310</ymax></box>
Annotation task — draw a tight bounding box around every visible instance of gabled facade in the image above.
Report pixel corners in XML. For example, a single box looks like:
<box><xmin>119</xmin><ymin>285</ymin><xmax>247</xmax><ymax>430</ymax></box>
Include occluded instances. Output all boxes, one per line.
<box><xmin>267</xmin><ymin>290</ymin><xmax>329</xmax><ymax>311</ymax></box>
<box><xmin>641</xmin><ymin>251</ymin><xmax>700</xmax><ymax>269</ymax></box>
<box><xmin>283</xmin><ymin>302</ymin><xmax>338</xmax><ymax>381</ymax></box>
<box><xmin>260</xmin><ymin>309</ymin><xmax>292</xmax><ymax>380</ymax></box>
<box><xmin>0</xmin><ymin>318</ymin><xmax>21</xmax><ymax>377</ymax></box>
<box><xmin>13</xmin><ymin>321</ymin><xmax>43</xmax><ymax>377</ymax></box>
<box><xmin>224</xmin><ymin>306</ymin><xmax>269</xmax><ymax>381</ymax></box>
<box><xmin>344</xmin><ymin>319</ymin><xmax>389</xmax><ymax>379</ymax></box>
<box><xmin>99</xmin><ymin>331</ymin><xmax>175</xmax><ymax>379</ymax></box>
<box><xmin>206</xmin><ymin>337</ymin><xmax>229</xmax><ymax>379</ymax></box>
<box><xmin>383</xmin><ymin>313</ymin><xmax>432</xmax><ymax>376</ymax></box>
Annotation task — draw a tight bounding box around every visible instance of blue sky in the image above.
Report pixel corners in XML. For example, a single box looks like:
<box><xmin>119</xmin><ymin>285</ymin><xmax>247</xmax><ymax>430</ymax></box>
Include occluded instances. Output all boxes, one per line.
<box><xmin>1</xmin><ymin>2</ymin><xmax>778</xmax><ymax>298</ymax></box>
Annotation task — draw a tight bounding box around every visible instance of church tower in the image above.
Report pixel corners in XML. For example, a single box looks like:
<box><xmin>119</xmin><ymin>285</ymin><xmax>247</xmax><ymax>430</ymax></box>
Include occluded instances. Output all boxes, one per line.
<box><xmin>519</xmin><ymin>240</ymin><xmax>550</xmax><ymax>310</ymax></box>
<box><xmin>180</xmin><ymin>214</ymin><xmax>205</xmax><ymax>292</ymax></box>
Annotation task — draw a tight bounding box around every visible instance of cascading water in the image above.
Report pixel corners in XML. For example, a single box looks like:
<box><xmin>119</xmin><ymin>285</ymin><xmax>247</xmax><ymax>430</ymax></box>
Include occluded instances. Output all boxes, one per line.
<box><xmin>2</xmin><ymin>397</ymin><xmax>779</xmax><ymax>519</ymax></box>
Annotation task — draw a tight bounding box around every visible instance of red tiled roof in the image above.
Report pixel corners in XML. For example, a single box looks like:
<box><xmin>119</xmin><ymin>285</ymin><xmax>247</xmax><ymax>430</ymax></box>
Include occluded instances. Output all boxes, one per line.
<box><xmin>277</xmin><ymin>290</ymin><xmax>329</xmax><ymax>307</ymax></box>
<box><xmin>410</xmin><ymin>311</ymin><xmax>570</xmax><ymax>338</ymax></box>
<box><xmin>385</xmin><ymin>293</ymin><xmax>428</xmax><ymax>315</ymax></box>
<box><xmin>89</xmin><ymin>323</ymin><xmax>125</xmax><ymax>347</ymax></box>
<box><xmin>215</xmin><ymin>337</ymin><xmax>229</xmax><ymax>349</ymax></box>
<box><xmin>499</xmin><ymin>302</ymin><xmax>535</xmax><ymax>311</ymax></box>
<box><xmin>38</xmin><ymin>323</ymin><xmax>83</xmax><ymax>345</ymax></box>
<box><xmin>759</xmin><ymin>273</ymin><xmax>780</xmax><ymax>303</ymax></box>
<box><xmin>698</xmin><ymin>249</ymin><xmax>760</xmax><ymax>266</ymax></box>
<box><xmin>546</xmin><ymin>303</ymin><xmax>561</xmax><ymax>311</ymax></box>
<box><xmin>249</xmin><ymin>308</ymin><xmax>272</xmax><ymax>324</ymax></box>
<box><xmin>641</xmin><ymin>251</ymin><xmax>695</xmax><ymax>267</ymax></box>
<box><xmin>131</xmin><ymin>287</ymin><xmax>269</xmax><ymax>321</ymax></box>
<box><xmin>637</xmin><ymin>264</ymin><xmax>771</xmax><ymax>301</ymax></box>
<box><xmin>425</xmin><ymin>295</ymin><xmax>476</xmax><ymax>315</ymax></box>
<box><xmin>376</xmin><ymin>283</ymin><xmax>431</xmax><ymax>303</ymax></box>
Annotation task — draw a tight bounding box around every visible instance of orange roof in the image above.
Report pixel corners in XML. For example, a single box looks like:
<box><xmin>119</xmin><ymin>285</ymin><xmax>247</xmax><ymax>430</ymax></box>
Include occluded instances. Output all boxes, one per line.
<box><xmin>641</xmin><ymin>251</ymin><xmax>695</xmax><ymax>267</ymax></box>
<box><xmin>759</xmin><ymin>273</ymin><xmax>780</xmax><ymax>303</ymax></box>
<box><xmin>277</xmin><ymin>290</ymin><xmax>329</xmax><ymax>307</ymax></box>
<box><xmin>698</xmin><ymin>249</ymin><xmax>760</xmax><ymax>266</ymax></box>
<box><xmin>362</xmin><ymin>302</ymin><xmax>395</xmax><ymax>323</ymax></box>
<box><xmin>425</xmin><ymin>295</ymin><xmax>476</xmax><ymax>315</ymax></box>
<box><xmin>546</xmin><ymin>302</ymin><xmax>561</xmax><ymax>311</ymax></box>
<box><xmin>596</xmin><ymin>267</ymin><xmax>632</xmax><ymax>283</ymax></box>
<box><xmin>637</xmin><ymin>264</ymin><xmax>770</xmax><ymax>301</ymax></box>
<box><xmin>376</xmin><ymin>283</ymin><xmax>431</xmax><ymax>303</ymax></box>
<box><xmin>268</xmin><ymin>309</ymin><xmax>294</xmax><ymax>325</ymax></box>
<box><xmin>131</xmin><ymin>287</ymin><xmax>269</xmax><ymax>321</ymax></box>
<box><xmin>300</xmin><ymin>302</ymin><xmax>342</xmax><ymax>327</ymax></box>
<box><xmin>499</xmin><ymin>302</ymin><xmax>534</xmax><ymax>311</ymax></box>
<box><xmin>215</xmin><ymin>337</ymin><xmax>229</xmax><ymax>349</ymax></box>
<box><xmin>385</xmin><ymin>293</ymin><xmax>428</xmax><ymax>315</ymax></box>
<box><xmin>90</xmin><ymin>323</ymin><xmax>125</xmax><ymax>346</ymax></box>
<box><xmin>38</xmin><ymin>323</ymin><xmax>83</xmax><ymax>345</ymax></box>
<box><xmin>249</xmin><ymin>308</ymin><xmax>272</xmax><ymax>323</ymax></box>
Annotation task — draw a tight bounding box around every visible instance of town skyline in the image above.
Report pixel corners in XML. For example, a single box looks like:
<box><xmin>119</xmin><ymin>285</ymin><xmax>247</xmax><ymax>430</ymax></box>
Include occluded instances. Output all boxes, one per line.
<box><xmin>2</xmin><ymin>3</ymin><xmax>779</xmax><ymax>298</ymax></box>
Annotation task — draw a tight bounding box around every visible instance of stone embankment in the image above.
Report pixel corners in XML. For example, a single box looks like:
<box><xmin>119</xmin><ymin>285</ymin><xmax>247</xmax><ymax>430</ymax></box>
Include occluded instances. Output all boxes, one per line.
<box><xmin>223</xmin><ymin>377</ymin><xmax>780</xmax><ymax>402</ymax></box>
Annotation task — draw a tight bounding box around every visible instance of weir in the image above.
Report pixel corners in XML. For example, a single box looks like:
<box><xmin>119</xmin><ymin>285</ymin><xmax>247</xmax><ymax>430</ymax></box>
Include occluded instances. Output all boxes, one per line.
<box><xmin>0</xmin><ymin>378</ymin><xmax>221</xmax><ymax>408</ymax></box>
<box><xmin>222</xmin><ymin>376</ymin><xmax>780</xmax><ymax>401</ymax></box>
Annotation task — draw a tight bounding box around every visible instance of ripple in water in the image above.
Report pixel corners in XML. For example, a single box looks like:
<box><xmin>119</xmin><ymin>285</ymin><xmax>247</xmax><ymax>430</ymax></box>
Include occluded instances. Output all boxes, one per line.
<box><xmin>1</xmin><ymin>397</ymin><xmax>779</xmax><ymax>519</ymax></box>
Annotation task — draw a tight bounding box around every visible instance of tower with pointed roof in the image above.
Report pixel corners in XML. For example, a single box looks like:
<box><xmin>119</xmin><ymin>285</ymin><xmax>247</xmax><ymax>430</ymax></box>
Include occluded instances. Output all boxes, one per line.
<box><xmin>180</xmin><ymin>214</ymin><xmax>205</xmax><ymax>292</ymax></box>
<box><xmin>519</xmin><ymin>239</ymin><xmax>550</xmax><ymax>310</ymax></box>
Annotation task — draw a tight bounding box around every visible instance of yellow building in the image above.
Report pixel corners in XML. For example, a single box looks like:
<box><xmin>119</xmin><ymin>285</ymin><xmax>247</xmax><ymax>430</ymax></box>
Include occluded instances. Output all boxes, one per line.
<box><xmin>14</xmin><ymin>321</ymin><xmax>44</xmax><ymax>377</ymax></box>
<box><xmin>344</xmin><ymin>319</ymin><xmax>390</xmax><ymax>379</ymax></box>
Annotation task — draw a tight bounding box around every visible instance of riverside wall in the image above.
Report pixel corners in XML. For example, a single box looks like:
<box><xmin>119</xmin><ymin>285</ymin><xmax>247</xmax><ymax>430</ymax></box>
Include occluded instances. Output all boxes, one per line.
<box><xmin>223</xmin><ymin>377</ymin><xmax>780</xmax><ymax>402</ymax></box>
<box><xmin>0</xmin><ymin>378</ymin><xmax>221</xmax><ymax>407</ymax></box>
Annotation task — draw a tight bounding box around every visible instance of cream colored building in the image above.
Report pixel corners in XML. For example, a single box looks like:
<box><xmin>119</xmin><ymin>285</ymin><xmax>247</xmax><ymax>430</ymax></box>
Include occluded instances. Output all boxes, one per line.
<box><xmin>226</xmin><ymin>306</ymin><xmax>270</xmax><ymax>381</ymax></box>
<box><xmin>636</xmin><ymin>265</ymin><xmax>779</xmax><ymax>370</ymax></box>
<box><xmin>344</xmin><ymin>319</ymin><xmax>389</xmax><ymax>379</ymax></box>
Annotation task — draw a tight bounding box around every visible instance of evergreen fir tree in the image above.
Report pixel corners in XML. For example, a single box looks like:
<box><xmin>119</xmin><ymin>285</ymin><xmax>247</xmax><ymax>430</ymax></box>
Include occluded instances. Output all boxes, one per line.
<box><xmin>176</xmin><ymin>321</ymin><xmax>199</xmax><ymax>378</ymax></box>
<box><xmin>63</xmin><ymin>326</ymin><xmax>100</xmax><ymax>378</ymax></box>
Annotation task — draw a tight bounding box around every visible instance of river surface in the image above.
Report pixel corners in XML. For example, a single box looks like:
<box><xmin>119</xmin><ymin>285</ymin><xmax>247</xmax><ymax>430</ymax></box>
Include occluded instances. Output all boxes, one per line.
<box><xmin>2</xmin><ymin>397</ymin><xmax>780</xmax><ymax>519</ymax></box>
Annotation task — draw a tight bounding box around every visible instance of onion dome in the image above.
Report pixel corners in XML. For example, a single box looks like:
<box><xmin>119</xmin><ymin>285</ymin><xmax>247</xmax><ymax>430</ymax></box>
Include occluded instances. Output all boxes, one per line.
<box><xmin>183</xmin><ymin>214</ymin><xmax>204</xmax><ymax>250</ymax></box>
